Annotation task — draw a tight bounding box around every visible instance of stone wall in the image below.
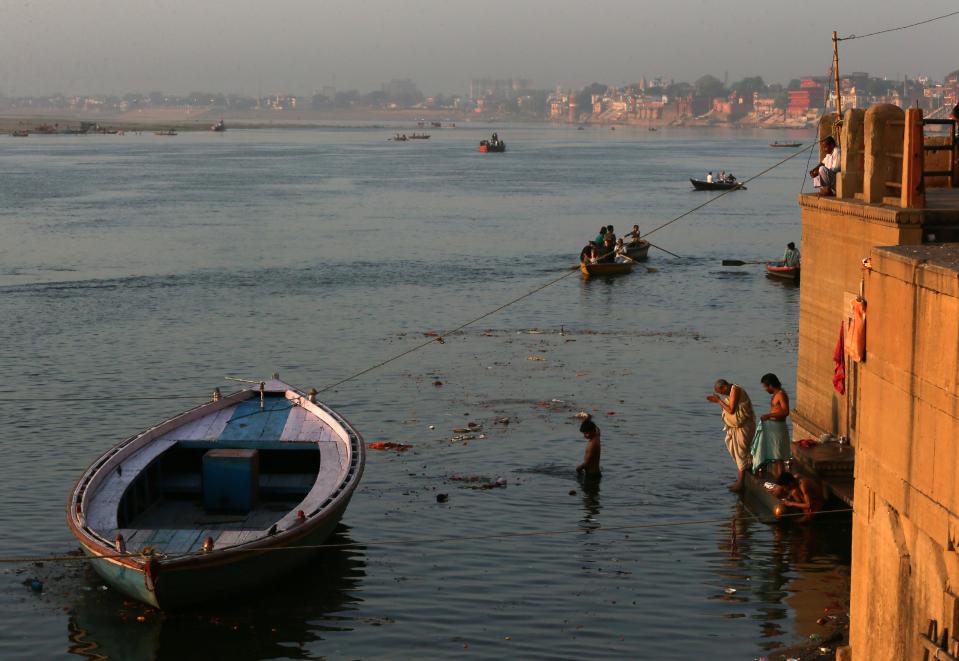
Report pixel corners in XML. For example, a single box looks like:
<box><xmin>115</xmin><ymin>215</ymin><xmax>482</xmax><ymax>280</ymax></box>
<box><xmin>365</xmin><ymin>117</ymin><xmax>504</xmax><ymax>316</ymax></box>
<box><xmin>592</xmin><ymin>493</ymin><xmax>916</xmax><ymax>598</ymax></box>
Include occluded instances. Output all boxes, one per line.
<box><xmin>793</xmin><ymin>194</ymin><xmax>922</xmax><ymax>442</ymax></box>
<box><xmin>847</xmin><ymin>245</ymin><xmax>959</xmax><ymax>660</ymax></box>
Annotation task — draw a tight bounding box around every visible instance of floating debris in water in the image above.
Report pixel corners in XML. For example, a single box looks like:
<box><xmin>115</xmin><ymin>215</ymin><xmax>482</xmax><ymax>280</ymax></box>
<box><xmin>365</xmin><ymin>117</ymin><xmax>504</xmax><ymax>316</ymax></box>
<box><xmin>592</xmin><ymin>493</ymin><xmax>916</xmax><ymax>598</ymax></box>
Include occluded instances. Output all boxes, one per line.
<box><xmin>368</xmin><ymin>442</ymin><xmax>413</xmax><ymax>452</ymax></box>
<box><xmin>449</xmin><ymin>475</ymin><xmax>507</xmax><ymax>489</ymax></box>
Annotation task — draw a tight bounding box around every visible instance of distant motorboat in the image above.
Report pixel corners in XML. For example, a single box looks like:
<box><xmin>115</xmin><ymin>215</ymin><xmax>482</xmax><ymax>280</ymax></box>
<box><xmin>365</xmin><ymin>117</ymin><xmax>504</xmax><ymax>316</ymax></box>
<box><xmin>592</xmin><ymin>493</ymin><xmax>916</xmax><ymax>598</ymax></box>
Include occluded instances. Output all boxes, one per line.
<box><xmin>409</xmin><ymin>133</ymin><xmax>431</xmax><ymax>140</ymax></box>
<box><xmin>769</xmin><ymin>141</ymin><xmax>801</xmax><ymax>148</ymax></box>
<box><xmin>10</xmin><ymin>128</ymin><xmax>29</xmax><ymax>137</ymax></box>
<box><xmin>479</xmin><ymin>132</ymin><xmax>506</xmax><ymax>153</ymax></box>
<box><xmin>211</xmin><ymin>119</ymin><xmax>226</xmax><ymax>132</ymax></box>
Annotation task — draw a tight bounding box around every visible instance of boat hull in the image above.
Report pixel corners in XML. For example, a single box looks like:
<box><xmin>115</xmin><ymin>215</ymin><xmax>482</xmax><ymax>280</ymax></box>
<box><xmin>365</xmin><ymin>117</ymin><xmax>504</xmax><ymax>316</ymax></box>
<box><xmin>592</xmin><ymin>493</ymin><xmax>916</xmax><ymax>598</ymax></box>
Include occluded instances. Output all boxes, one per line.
<box><xmin>625</xmin><ymin>242</ymin><xmax>650</xmax><ymax>261</ymax></box>
<box><xmin>81</xmin><ymin>492</ymin><xmax>354</xmax><ymax>609</ymax></box>
<box><xmin>766</xmin><ymin>262</ymin><xmax>800</xmax><ymax>283</ymax></box>
<box><xmin>581</xmin><ymin>262</ymin><xmax>633</xmax><ymax>277</ymax></box>
<box><xmin>689</xmin><ymin>178</ymin><xmax>743</xmax><ymax>191</ymax></box>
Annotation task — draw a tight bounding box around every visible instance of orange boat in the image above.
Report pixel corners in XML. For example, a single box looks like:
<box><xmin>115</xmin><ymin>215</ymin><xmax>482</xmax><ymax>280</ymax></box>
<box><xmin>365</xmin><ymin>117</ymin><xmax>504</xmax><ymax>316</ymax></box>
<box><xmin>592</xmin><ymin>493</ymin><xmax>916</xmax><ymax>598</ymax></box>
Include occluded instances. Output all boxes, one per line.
<box><xmin>765</xmin><ymin>262</ymin><xmax>800</xmax><ymax>283</ymax></box>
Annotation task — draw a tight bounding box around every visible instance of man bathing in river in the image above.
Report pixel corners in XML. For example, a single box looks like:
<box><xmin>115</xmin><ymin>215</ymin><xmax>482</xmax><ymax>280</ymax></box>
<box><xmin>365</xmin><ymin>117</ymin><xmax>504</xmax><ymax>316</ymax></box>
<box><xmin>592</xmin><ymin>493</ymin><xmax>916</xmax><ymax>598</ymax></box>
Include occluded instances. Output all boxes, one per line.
<box><xmin>707</xmin><ymin>379</ymin><xmax>756</xmax><ymax>492</ymax></box>
<box><xmin>576</xmin><ymin>414</ymin><xmax>602</xmax><ymax>477</ymax></box>
<box><xmin>773</xmin><ymin>472</ymin><xmax>824</xmax><ymax>522</ymax></box>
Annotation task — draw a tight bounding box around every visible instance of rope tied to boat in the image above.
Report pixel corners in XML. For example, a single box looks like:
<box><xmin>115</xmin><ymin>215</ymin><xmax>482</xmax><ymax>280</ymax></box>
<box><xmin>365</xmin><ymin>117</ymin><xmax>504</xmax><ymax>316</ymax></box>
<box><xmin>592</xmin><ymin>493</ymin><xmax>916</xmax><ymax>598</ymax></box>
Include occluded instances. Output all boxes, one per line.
<box><xmin>142</xmin><ymin>556</ymin><xmax>160</xmax><ymax>593</ymax></box>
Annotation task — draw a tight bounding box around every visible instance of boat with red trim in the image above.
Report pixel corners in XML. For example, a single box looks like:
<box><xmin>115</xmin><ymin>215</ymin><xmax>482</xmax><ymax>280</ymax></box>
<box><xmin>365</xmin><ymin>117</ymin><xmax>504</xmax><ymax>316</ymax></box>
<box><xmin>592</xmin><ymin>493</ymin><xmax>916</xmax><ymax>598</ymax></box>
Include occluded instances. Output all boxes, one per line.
<box><xmin>66</xmin><ymin>376</ymin><xmax>365</xmax><ymax>609</ymax></box>
<box><xmin>479</xmin><ymin>132</ymin><xmax>506</xmax><ymax>152</ymax></box>
<box><xmin>765</xmin><ymin>261</ymin><xmax>800</xmax><ymax>283</ymax></box>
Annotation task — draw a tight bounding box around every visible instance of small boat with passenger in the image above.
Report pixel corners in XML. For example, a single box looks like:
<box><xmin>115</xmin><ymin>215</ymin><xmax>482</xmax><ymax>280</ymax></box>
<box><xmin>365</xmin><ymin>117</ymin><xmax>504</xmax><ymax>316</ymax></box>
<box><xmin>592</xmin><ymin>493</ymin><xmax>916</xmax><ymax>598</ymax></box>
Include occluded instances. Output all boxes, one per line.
<box><xmin>769</xmin><ymin>141</ymin><xmax>801</xmax><ymax>148</ymax></box>
<box><xmin>765</xmin><ymin>262</ymin><xmax>800</xmax><ymax>283</ymax></box>
<box><xmin>479</xmin><ymin>132</ymin><xmax>506</xmax><ymax>152</ymax></box>
<box><xmin>690</xmin><ymin>178</ymin><xmax>745</xmax><ymax>191</ymax></box>
<box><xmin>66</xmin><ymin>376</ymin><xmax>365</xmax><ymax>609</ymax></box>
<box><xmin>625</xmin><ymin>240</ymin><xmax>651</xmax><ymax>261</ymax></box>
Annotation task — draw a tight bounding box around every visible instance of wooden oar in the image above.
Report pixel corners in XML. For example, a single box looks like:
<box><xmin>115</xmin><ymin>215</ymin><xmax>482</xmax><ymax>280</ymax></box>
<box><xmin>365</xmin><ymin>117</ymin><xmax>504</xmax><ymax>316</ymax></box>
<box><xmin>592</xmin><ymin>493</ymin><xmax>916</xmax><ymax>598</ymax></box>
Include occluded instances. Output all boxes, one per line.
<box><xmin>722</xmin><ymin>259</ymin><xmax>770</xmax><ymax>266</ymax></box>
<box><xmin>646</xmin><ymin>241</ymin><xmax>680</xmax><ymax>258</ymax></box>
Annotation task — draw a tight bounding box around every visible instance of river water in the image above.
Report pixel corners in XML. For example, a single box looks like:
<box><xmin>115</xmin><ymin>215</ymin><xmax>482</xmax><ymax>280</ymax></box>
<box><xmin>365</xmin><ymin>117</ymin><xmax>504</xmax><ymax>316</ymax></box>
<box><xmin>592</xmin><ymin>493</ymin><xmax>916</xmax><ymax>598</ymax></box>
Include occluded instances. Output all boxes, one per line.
<box><xmin>0</xmin><ymin>125</ymin><xmax>849</xmax><ymax>660</ymax></box>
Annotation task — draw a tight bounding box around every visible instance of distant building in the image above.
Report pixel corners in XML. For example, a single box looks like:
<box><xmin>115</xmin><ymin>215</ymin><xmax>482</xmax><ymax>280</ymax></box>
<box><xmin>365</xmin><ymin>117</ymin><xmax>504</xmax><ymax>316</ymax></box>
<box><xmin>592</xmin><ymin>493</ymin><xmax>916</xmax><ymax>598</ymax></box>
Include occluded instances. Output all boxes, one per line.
<box><xmin>468</xmin><ymin>78</ymin><xmax>529</xmax><ymax>101</ymax></box>
<box><xmin>788</xmin><ymin>78</ymin><xmax>827</xmax><ymax>118</ymax></box>
<box><xmin>381</xmin><ymin>79</ymin><xmax>423</xmax><ymax>106</ymax></box>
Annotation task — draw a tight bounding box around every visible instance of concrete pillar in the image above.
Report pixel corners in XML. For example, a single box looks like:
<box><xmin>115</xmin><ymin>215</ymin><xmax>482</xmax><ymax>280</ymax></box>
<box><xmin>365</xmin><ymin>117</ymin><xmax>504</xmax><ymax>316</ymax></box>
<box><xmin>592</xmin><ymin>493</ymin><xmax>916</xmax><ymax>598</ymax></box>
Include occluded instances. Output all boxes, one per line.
<box><xmin>864</xmin><ymin>104</ymin><xmax>905</xmax><ymax>205</ymax></box>
<box><xmin>838</xmin><ymin>108</ymin><xmax>866</xmax><ymax>200</ymax></box>
<box><xmin>901</xmin><ymin>107</ymin><xmax>925</xmax><ymax>208</ymax></box>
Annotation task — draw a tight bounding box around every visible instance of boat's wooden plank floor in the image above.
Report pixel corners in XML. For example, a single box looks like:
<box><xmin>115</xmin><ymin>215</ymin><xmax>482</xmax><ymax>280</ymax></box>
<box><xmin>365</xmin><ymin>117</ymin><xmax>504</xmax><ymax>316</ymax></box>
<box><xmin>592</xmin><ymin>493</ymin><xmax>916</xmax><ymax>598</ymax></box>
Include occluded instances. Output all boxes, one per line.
<box><xmin>113</xmin><ymin>498</ymin><xmax>304</xmax><ymax>553</ymax></box>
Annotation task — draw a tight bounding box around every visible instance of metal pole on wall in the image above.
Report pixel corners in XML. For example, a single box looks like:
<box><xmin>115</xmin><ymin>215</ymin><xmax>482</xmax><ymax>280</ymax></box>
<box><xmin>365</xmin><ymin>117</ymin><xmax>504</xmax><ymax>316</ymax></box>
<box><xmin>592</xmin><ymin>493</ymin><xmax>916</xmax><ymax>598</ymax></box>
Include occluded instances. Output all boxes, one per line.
<box><xmin>832</xmin><ymin>31</ymin><xmax>843</xmax><ymax>128</ymax></box>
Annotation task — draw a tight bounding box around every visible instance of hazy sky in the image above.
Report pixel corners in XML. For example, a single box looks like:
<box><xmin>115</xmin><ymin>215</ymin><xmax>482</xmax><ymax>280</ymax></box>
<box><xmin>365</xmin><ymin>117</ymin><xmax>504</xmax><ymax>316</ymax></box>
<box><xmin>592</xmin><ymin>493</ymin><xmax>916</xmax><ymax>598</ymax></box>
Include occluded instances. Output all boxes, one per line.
<box><xmin>0</xmin><ymin>0</ymin><xmax>956</xmax><ymax>96</ymax></box>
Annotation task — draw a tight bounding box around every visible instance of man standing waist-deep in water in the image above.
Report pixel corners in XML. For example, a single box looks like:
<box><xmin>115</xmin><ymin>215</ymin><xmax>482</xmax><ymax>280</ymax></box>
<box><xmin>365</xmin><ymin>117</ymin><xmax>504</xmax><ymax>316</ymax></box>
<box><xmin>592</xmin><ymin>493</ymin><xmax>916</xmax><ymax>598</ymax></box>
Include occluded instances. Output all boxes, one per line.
<box><xmin>707</xmin><ymin>379</ymin><xmax>756</xmax><ymax>492</ymax></box>
<box><xmin>576</xmin><ymin>414</ymin><xmax>602</xmax><ymax>477</ymax></box>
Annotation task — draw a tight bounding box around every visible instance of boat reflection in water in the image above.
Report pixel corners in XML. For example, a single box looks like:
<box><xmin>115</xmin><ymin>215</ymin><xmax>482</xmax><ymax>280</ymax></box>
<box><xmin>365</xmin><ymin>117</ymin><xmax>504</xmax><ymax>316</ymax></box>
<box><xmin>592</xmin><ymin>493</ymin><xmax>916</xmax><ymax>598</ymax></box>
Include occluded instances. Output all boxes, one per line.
<box><xmin>716</xmin><ymin>502</ymin><xmax>851</xmax><ymax>656</ymax></box>
<box><xmin>66</xmin><ymin>527</ymin><xmax>366</xmax><ymax>660</ymax></box>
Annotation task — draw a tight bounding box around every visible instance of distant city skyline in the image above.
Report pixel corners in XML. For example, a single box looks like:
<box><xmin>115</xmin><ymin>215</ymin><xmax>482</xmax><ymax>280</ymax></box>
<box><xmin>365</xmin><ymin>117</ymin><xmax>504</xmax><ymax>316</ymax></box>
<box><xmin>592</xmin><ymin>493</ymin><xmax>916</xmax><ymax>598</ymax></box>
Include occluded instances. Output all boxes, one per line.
<box><xmin>0</xmin><ymin>1</ymin><xmax>956</xmax><ymax>97</ymax></box>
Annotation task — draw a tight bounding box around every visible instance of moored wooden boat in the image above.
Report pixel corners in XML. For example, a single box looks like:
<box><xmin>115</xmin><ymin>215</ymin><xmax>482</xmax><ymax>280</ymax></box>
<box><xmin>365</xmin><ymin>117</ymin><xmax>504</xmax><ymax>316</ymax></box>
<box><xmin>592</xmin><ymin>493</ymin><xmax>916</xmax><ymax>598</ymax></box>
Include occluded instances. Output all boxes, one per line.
<box><xmin>765</xmin><ymin>261</ymin><xmax>800</xmax><ymax>283</ymax></box>
<box><xmin>66</xmin><ymin>376</ymin><xmax>365</xmax><ymax>609</ymax></box>
<box><xmin>690</xmin><ymin>178</ymin><xmax>745</xmax><ymax>191</ymax></box>
<box><xmin>769</xmin><ymin>141</ymin><xmax>802</xmax><ymax>148</ymax></box>
<box><xmin>580</xmin><ymin>261</ymin><xmax>634</xmax><ymax>277</ymax></box>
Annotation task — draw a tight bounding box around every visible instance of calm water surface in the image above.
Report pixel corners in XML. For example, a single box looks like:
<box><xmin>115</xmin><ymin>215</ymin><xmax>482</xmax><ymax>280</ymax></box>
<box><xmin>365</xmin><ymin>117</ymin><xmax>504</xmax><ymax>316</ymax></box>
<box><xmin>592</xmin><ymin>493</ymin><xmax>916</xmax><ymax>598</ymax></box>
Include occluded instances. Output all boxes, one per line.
<box><xmin>0</xmin><ymin>125</ymin><xmax>849</xmax><ymax>660</ymax></box>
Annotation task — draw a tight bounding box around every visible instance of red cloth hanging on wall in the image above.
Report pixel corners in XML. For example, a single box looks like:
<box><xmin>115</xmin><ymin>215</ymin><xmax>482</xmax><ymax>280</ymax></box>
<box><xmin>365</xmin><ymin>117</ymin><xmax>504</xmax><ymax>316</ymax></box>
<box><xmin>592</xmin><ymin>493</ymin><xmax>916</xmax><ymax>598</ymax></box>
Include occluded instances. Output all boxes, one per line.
<box><xmin>833</xmin><ymin>321</ymin><xmax>846</xmax><ymax>394</ymax></box>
